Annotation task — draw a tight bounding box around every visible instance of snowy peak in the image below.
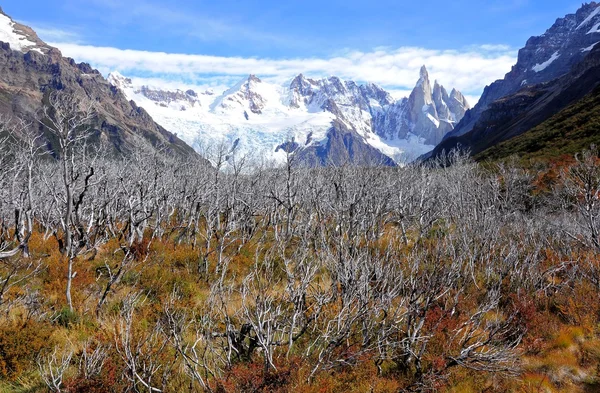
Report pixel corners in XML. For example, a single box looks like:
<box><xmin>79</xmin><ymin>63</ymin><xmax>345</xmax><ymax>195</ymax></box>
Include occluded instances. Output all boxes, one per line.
<box><xmin>400</xmin><ymin>66</ymin><xmax>469</xmax><ymax>145</ymax></box>
<box><xmin>414</xmin><ymin>65</ymin><xmax>434</xmax><ymax>104</ymax></box>
<box><xmin>247</xmin><ymin>74</ymin><xmax>262</xmax><ymax>84</ymax></box>
<box><xmin>212</xmin><ymin>74</ymin><xmax>272</xmax><ymax>116</ymax></box>
<box><xmin>109</xmin><ymin>69</ymin><xmax>469</xmax><ymax>165</ymax></box>
<box><xmin>285</xmin><ymin>74</ymin><xmax>394</xmax><ymax>127</ymax></box>
<box><xmin>107</xmin><ymin>71</ymin><xmax>133</xmax><ymax>89</ymax></box>
<box><xmin>0</xmin><ymin>9</ymin><xmax>53</xmax><ymax>55</ymax></box>
<box><xmin>107</xmin><ymin>72</ymin><xmax>209</xmax><ymax>112</ymax></box>
<box><xmin>448</xmin><ymin>88</ymin><xmax>470</xmax><ymax>121</ymax></box>
<box><xmin>419</xmin><ymin>65</ymin><xmax>429</xmax><ymax>81</ymax></box>
<box><xmin>288</xmin><ymin>73</ymin><xmax>320</xmax><ymax>109</ymax></box>
<box><xmin>433</xmin><ymin>81</ymin><xmax>450</xmax><ymax>121</ymax></box>
<box><xmin>360</xmin><ymin>82</ymin><xmax>394</xmax><ymax>107</ymax></box>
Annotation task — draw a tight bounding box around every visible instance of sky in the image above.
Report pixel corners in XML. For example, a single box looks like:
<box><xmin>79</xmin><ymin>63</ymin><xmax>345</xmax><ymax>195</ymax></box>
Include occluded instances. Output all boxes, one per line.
<box><xmin>0</xmin><ymin>0</ymin><xmax>588</xmax><ymax>103</ymax></box>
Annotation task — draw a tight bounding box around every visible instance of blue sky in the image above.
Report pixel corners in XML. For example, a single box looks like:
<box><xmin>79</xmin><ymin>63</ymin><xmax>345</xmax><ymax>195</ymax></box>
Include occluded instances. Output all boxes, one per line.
<box><xmin>0</xmin><ymin>0</ymin><xmax>589</xmax><ymax>102</ymax></box>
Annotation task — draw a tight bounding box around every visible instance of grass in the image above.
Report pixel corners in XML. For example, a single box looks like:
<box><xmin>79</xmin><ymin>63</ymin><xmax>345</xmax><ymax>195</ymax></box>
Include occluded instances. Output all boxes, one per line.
<box><xmin>476</xmin><ymin>85</ymin><xmax>600</xmax><ymax>165</ymax></box>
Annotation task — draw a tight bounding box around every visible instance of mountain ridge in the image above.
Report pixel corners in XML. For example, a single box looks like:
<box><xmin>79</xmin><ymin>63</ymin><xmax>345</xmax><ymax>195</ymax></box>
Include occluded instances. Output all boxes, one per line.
<box><xmin>427</xmin><ymin>2</ymin><xmax>600</xmax><ymax>163</ymax></box>
<box><xmin>108</xmin><ymin>66</ymin><xmax>469</xmax><ymax>165</ymax></box>
<box><xmin>442</xmin><ymin>2</ymin><xmax>600</xmax><ymax>143</ymax></box>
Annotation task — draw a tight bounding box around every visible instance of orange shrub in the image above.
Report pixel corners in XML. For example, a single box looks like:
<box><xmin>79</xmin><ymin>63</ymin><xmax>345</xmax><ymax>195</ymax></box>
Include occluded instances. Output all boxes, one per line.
<box><xmin>0</xmin><ymin>320</ymin><xmax>53</xmax><ymax>380</ymax></box>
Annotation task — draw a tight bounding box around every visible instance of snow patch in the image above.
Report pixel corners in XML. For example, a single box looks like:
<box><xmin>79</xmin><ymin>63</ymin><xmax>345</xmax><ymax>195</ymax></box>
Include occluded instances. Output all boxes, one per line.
<box><xmin>577</xmin><ymin>5</ymin><xmax>600</xmax><ymax>30</ymax></box>
<box><xmin>369</xmin><ymin>98</ymin><xmax>382</xmax><ymax>109</ymax></box>
<box><xmin>532</xmin><ymin>52</ymin><xmax>560</xmax><ymax>72</ymax></box>
<box><xmin>426</xmin><ymin>113</ymin><xmax>440</xmax><ymax>128</ymax></box>
<box><xmin>588</xmin><ymin>22</ymin><xmax>600</xmax><ymax>34</ymax></box>
<box><xmin>582</xmin><ymin>41</ymin><xmax>600</xmax><ymax>52</ymax></box>
<box><xmin>0</xmin><ymin>13</ymin><xmax>38</xmax><ymax>53</ymax></box>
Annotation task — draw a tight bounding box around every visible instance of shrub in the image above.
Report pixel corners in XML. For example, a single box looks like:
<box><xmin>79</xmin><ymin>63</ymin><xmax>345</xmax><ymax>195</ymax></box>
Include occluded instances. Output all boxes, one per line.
<box><xmin>63</xmin><ymin>357</ymin><xmax>125</xmax><ymax>393</ymax></box>
<box><xmin>54</xmin><ymin>307</ymin><xmax>80</xmax><ymax>328</ymax></box>
<box><xmin>0</xmin><ymin>321</ymin><xmax>52</xmax><ymax>380</ymax></box>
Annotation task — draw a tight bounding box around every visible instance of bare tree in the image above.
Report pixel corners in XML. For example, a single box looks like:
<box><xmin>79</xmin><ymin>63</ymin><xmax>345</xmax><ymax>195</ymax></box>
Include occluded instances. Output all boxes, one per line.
<box><xmin>38</xmin><ymin>345</ymin><xmax>74</xmax><ymax>393</ymax></box>
<box><xmin>41</xmin><ymin>92</ymin><xmax>98</xmax><ymax>311</ymax></box>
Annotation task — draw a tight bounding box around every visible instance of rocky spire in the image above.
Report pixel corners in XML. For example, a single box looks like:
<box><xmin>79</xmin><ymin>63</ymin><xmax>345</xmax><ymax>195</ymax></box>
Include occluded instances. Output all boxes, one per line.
<box><xmin>412</xmin><ymin>65</ymin><xmax>435</xmax><ymax>110</ymax></box>
<box><xmin>448</xmin><ymin>89</ymin><xmax>470</xmax><ymax>121</ymax></box>
<box><xmin>433</xmin><ymin>81</ymin><xmax>450</xmax><ymax>120</ymax></box>
<box><xmin>393</xmin><ymin>66</ymin><xmax>470</xmax><ymax>145</ymax></box>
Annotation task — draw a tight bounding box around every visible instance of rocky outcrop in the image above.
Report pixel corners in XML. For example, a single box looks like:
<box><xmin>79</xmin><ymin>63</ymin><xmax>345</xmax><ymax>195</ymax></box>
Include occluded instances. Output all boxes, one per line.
<box><xmin>384</xmin><ymin>66</ymin><xmax>468</xmax><ymax>145</ymax></box>
<box><xmin>447</xmin><ymin>89</ymin><xmax>470</xmax><ymax>121</ymax></box>
<box><xmin>108</xmin><ymin>72</ymin><xmax>202</xmax><ymax>110</ymax></box>
<box><xmin>295</xmin><ymin>120</ymin><xmax>396</xmax><ymax>167</ymax></box>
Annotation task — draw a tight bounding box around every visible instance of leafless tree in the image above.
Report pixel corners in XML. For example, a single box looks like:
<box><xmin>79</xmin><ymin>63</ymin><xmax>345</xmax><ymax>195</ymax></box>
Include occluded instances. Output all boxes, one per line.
<box><xmin>38</xmin><ymin>345</ymin><xmax>74</xmax><ymax>393</ymax></box>
<box><xmin>41</xmin><ymin>92</ymin><xmax>100</xmax><ymax>311</ymax></box>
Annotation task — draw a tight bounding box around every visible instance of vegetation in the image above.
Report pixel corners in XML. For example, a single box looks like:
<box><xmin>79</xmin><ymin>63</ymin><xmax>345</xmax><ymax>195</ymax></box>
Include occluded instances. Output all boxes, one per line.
<box><xmin>2</xmin><ymin>95</ymin><xmax>600</xmax><ymax>392</ymax></box>
<box><xmin>476</xmin><ymin>85</ymin><xmax>600</xmax><ymax>164</ymax></box>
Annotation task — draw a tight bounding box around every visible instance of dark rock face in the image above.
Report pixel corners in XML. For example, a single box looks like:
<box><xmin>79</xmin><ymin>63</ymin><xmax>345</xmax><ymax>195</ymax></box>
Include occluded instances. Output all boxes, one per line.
<box><xmin>0</xmin><ymin>12</ymin><xmax>197</xmax><ymax>159</ymax></box>
<box><xmin>445</xmin><ymin>2</ymin><xmax>600</xmax><ymax>141</ymax></box>
<box><xmin>429</xmin><ymin>41</ymin><xmax>600</xmax><ymax>160</ymax></box>
<box><xmin>295</xmin><ymin>120</ymin><xmax>396</xmax><ymax>167</ymax></box>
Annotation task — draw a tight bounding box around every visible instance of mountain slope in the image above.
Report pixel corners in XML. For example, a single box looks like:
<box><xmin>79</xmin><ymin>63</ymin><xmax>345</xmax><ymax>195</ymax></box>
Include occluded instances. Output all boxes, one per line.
<box><xmin>429</xmin><ymin>39</ymin><xmax>600</xmax><ymax>162</ymax></box>
<box><xmin>476</xmin><ymin>68</ymin><xmax>600</xmax><ymax>162</ymax></box>
<box><xmin>0</xmin><ymin>8</ymin><xmax>197</xmax><ymax>159</ymax></box>
<box><xmin>109</xmin><ymin>67</ymin><xmax>469</xmax><ymax>166</ymax></box>
<box><xmin>427</xmin><ymin>2</ymin><xmax>600</xmax><ymax>162</ymax></box>
<box><xmin>443</xmin><ymin>2</ymin><xmax>600</xmax><ymax>142</ymax></box>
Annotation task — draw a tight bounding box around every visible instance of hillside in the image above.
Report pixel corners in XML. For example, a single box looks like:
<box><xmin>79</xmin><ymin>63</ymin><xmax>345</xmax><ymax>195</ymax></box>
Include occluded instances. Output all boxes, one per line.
<box><xmin>476</xmin><ymin>83</ymin><xmax>600</xmax><ymax>162</ymax></box>
<box><xmin>427</xmin><ymin>2</ymin><xmax>600</xmax><ymax>163</ymax></box>
<box><xmin>430</xmin><ymin>42</ymin><xmax>600</xmax><ymax>161</ymax></box>
<box><xmin>444</xmin><ymin>2</ymin><xmax>600</xmax><ymax>141</ymax></box>
<box><xmin>0</xmin><ymin>8</ymin><xmax>197</xmax><ymax>159</ymax></box>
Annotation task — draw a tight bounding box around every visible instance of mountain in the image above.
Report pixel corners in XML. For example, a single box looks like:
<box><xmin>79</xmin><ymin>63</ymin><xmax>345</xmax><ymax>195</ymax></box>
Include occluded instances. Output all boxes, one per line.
<box><xmin>473</xmin><ymin>44</ymin><xmax>600</xmax><ymax>162</ymax></box>
<box><xmin>108</xmin><ymin>67</ymin><xmax>469</xmax><ymax>166</ymax></box>
<box><xmin>391</xmin><ymin>66</ymin><xmax>469</xmax><ymax>145</ymax></box>
<box><xmin>429</xmin><ymin>2</ymin><xmax>600</xmax><ymax>162</ymax></box>
<box><xmin>0</xmin><ymin>8</ymin><xmax>197</xmax><ymax>159</ymax></box>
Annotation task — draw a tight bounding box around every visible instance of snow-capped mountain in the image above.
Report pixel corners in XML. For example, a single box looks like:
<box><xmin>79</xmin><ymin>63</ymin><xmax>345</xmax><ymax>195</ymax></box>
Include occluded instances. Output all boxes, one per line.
<box><xmin>446</xmin><ymin>1</ymin><xmax>600</xmax><ymax>140</ymax></box>
<box><xmin>108</xmin><ymin>67</ymin><xmax>469</xmax><ymax>165</ymax></box>
<box><xmin>0</xmin><ymin>7</ymin><xmax>53</xmax><ymax>55</ymax></box>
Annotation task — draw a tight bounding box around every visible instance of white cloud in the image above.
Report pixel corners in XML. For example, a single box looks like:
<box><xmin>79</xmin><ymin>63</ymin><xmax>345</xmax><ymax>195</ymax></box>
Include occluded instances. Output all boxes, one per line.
<box><xmin>478</xmin><ymin>44</ymin><xmax>513</xmax><ymax>52</ymax></box>
<box><xmin>51</xmin><ymin>41</ymin><xmax>516</xmax><ymax>101</ymax></box>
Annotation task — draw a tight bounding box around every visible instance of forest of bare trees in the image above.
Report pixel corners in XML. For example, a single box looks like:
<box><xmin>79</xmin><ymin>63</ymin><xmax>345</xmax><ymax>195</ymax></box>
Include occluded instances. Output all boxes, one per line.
<box><xmin>1</xmin><ymin>97</ymin><xmax>600</xmax><ymax>392</ymax></box>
